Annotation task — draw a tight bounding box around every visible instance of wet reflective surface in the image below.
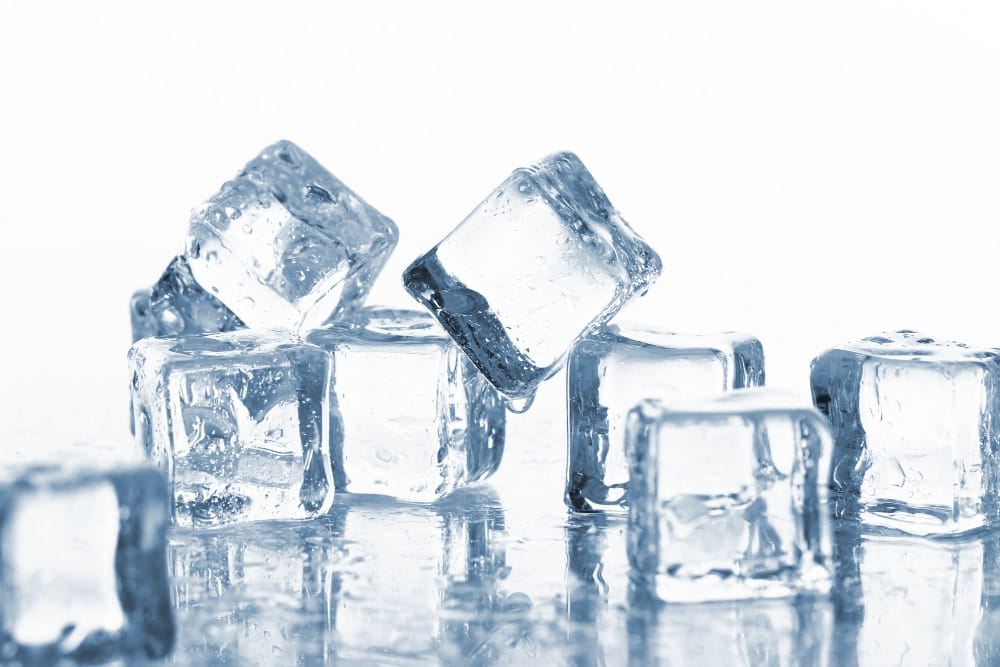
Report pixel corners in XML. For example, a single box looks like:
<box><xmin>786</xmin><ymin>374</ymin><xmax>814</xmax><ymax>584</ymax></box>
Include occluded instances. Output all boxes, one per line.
<box><xmin>152</xmin><ymin>380</ymin><xmax>1000</xmax><ymax>666</ymax></box>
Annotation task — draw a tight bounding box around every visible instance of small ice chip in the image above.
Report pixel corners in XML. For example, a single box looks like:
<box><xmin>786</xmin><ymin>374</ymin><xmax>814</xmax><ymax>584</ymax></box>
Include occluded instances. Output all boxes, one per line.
<box><xmin>129</xmin><ymin>330</ymin><xmax>335</xmax><ymax>526</ymax></box>
<box><xmin>810</xmin><ymin>330</ymin><xmax>1000</xmax><ymax>536</ymax></box>
<box><xmin>0</xmin><ymin>466</ymin><xmax>173</xmax><ymax>663</ymax></box>
<box><xmin>403</xmin><ymin>152</ymin><xmax>661</xmax><ymax>405</ymax></box>
<box><xmin>186</xmin><ymin>140</ymin><xmax>398</xmax><ymax>331</ymax></box>
<box><xmin>566</xmin><ymin>324</ymin><xmax>764</xmax><ymax>512</ymax></box>
<box><xmin>626</xmin><ymin>389</ymin><xmax>833</xmax><ymax>602</ymax></box>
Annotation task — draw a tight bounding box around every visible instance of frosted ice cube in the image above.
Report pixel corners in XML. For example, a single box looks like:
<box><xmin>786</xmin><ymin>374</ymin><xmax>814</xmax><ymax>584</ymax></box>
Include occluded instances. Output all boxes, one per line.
<box><xmin>305</xmin><ymin>308</ymin><xmax>505</xmax><ymax>501</ymax></box>
<box><xmin>566</xmin><ymin>324</ymin><xmax>764</xmax><ymax>512</ymax></box>
<box><xmin>810</xmin><ymin>330</ymin><xmax>1000</xmax><ymax>535</ymax></box>
<box><xmin>130</xmin><ymin>256</ymin><xmax>244</xmax><ymax>342</ymax></box>
<box><xmin>403</xmin><ymin>152</ymin><xmax>661</xmax><ymax>405</ymax></box>
<box><xmin>129</xmin><ymin>330</ymin><xmax>335</xmax><ymax>526</ymax></box>
<box><xmin>0</xmin><ymin>466</ymin><xmax>173</xmax><ymax>663</ymax></box>
<box><xmin>626</xmin><ymin>389</ymin><xmax>833</xmax><ymax>602</ymax></box>
<box><xmin>186</xmin><ymin>140</ymin><xmax>398</xmax><ymax>331</ymax></box>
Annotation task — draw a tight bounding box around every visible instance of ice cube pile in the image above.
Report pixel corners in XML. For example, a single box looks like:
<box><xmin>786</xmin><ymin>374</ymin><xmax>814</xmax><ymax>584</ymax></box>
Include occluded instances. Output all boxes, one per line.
<box><xmin>5</xmin><ymin>140</ymin><xmax>997</xmax><ymax>662</ymax></box>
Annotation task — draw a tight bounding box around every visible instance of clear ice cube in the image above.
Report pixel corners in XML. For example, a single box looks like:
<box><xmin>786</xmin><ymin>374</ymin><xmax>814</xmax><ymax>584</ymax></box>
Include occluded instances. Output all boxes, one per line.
<box><xmin>186</xmin><ymin>140</ymin><xmax>398</xmax><ymax>331</ymax></box>
<box><xmin>305</xmin><ymin>308</ymin><xmax>505</xmax><ymax>501</ymax></box>
<box><xmin>0</xmin><ymin>466</ymin><xmax>173</xmax><ymax>662</ymax></box>
<box><xmin>626</xmin><ymin>389</ymin><xmax>833</xmax><ymax>602</ymax></box>
<box><xmin>129</xmin><ymin>330</ymin><xmax>335</xmax><ymax>526</ymax></box>
<box><xmin>129</xmin><ymin>256</ymin><xmax>245</xmax><ymax>342</ymax></box>
<box><xmin>566</xmin><ymin>324</ymin><xmax>764</xmax><ymax>512</ymax></box>
<box><xmin>403</xmin><ymin>152</ymin><xmax>661</xmax><ymax>404</ymax></box>
<box><xmin>810</xmin><ymin>330</ymin><xmax>1000</xmax><ymax>536</ymax></box>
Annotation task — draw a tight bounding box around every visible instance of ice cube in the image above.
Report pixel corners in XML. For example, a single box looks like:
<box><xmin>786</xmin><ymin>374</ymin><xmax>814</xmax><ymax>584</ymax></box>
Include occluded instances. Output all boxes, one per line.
<box><xmin>810</xmin><ymin>330</ymin><xmax>1000</xmax><ymax>535</ymax></box>
<box><xmin>130</xmin><ymin>256</ymin><xmax>245</xmax><ymax>342</ymax></box>
<box><xmin>403</xmin><ymin>152</ymin><xmax>661</xmax><ymax>405</ymax></box>
<box><xmin>129</xmin><ymin>330</ymin><xmax>335</xmax><ymax>526</ymax></box>
<box><xmin>626</xmin><ymin>389</ymin><xmax>833</xmax><ymax>602</ymax></box>
<box><xmin>566</xmin><ymin>324</ymin><xmax>764</xmax><ymax>513</ymax></box>
<box><xmin>186</xmin><ymin>140</ymin><xmax>398</xmax><ymax>331</ymax></box>
<box><xmin>0</xmin><ymin>466</ymin><xmax>173</xmax><ymax>662</ymax></box>
<box><xmin>305</xmin><ymin>308</ymin><xmax>505</xmax><ymax>501</ymax></box>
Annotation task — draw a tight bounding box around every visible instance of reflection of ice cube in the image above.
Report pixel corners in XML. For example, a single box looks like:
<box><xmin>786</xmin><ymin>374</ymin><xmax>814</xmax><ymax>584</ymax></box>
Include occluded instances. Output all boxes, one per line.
<box><xmin>306</xmin><ymin>309</ymin><xmax>505</xmax><ymax>502</ymax></box>
<box><xmin>849</xmin><ymin>534</ymin><xmax>983</xmax><ymax>666</ymax></box>
<box><xmin>329</xmin><ymin>492</ymin><xmax>512</xmax><ymax>664</ymax></box>
<box><xmin>168</xmin><ymin>518</ymin><xmax>342</xmax><ymax>664</ymax></box>
<box><xmin>811</xmin><ymin>330</ymin><xmax>1000</xmax><ymax>535</ymax></box>
<box><xmin>627</xmin><ymin>390</ymin><xmax>833</xmax><ymax>602</ymax></box>
<box><xmin>403</xmin><ymin>152</ymin><xmax>661</xmax><ymax>404</ymax></box>
<box><xmin>567</xmin><ymin>324</ymin><xmax>764</xmax><ymax>512</ymax></box>
<box><xmin>0</xmin><ymin>466</ymin><xmax>172</xmax><ymax>663</ymax></box>
<box><xmin>129</xmin><ymin>330</ymin><xmax>334</xmax><ymax>526</ymax></box>
<box><xmin>185</xmin><ymin>141</ymin><xmax>398</xmax><ymax>331</ymax></box>
<box><xmin>628</xmin><ymin>593</ymin><xmax>833</xmax><ymax>666</ymax></box>
<box><xmin>130</xmin><ymin>256</ymin><xmax>245</xmax><ymax>343</ymax></box>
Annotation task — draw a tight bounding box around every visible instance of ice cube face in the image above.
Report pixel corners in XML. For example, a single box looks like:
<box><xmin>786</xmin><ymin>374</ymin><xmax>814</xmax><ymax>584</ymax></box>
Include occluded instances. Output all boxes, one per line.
<box><xmin>129</xmin><ymin>331</ymin><xmax>335</xmax><ymax>526</ymax></box>
<box><xmin>626</xmin><ymin>390</ymin><xmax>833</xmax><ymax>602</ymax></box>
<box><xmin>403</xmin><ymin>152</ymin><xmax>661</xmax><ymax>403</ymax></box>
<box><xmin>186</xmin><ymin>140</ymin><xmax>398</xmax><ymax>331</ymax></box>
<box><xmin>305</xmin><ymin>309</ymin><xmax>505</xmax><ymax>501</ymax></box>
<box><xmin>566</xmin><ymin>325</ymin><xmax>764</xmax><ymax>513</ymax></box>
<box><xmin>810</xmin><ymin>330</ymin><xmax>1000</xmax><ymax>536</ymax></box>
<box><xmin>130</xmin><ymin>256</ymin><xmax>245</xmax><ymax>342</ymax></box>
<box><xmin>0</xmin><ymin>466</ymin><xmax>173</xmax><ymax>662</ymax></box>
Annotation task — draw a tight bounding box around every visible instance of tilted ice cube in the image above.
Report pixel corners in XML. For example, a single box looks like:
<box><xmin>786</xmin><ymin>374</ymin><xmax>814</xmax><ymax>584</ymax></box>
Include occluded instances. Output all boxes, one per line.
<box><xmin>186</xmin><ymin>140</ymin><xmax>398</xmax><ymax>331</ymax></box>
<box><xmin>403</xmin><ymin>152</ymin><xmax>661</xmax><ymax>406</ymax></box>
<box><xmin>566</xmin><ymin>324</ymin><xmax>764</xmax><ymax>513</ymax></box>
<box><xmin>626</xmin><ymin>389</ymin><xmax>833</xmax><ymax>602</ymax></box>
<box><xmin>305</xmin><ymin>308</ymin><xmax>505</xmax><ymax>501</ymax></box>
<box><xmin>0</xmin><ymin>466</ymin><xmax>173</xmax><ymax>663</ymax></box>
<box><xmin>129</xmin><ymin>256</ymin><xmax>245</xmax><ymax>342</ymax></box>
<box><xmin>810</xmin><ymin>330</ymin><xmax>1000</xmax><ymax>536</ymax></box>
<box><xmin>129</xmin><ymin>331</ymin><xmax>335</xmax><ymax>526</ymax></box>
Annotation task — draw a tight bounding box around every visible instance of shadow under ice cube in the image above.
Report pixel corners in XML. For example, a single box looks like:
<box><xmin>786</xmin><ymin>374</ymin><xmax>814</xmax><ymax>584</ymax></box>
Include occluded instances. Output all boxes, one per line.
<box><xmin>810</xmin><ymin>330</ymin><xmax>1000</xmax><ymax>536</ymax></box>
<box><xmin>0</xmin><ymin>466</ymin><xmax>173</xmax><ymax>663</ymax></box>
<box><xmin>566</xmin><ymin>324</ymin><xmax>764</xmax><ymax>513</ymax></box>
<box><xmin>129</xmin><ymin>331</ymin><xmax>335</xmax><ymax>526</ymax></box>
<box><xmin>403</xmin><ymin>152</ymin><xmax>661</xmax><ymax>405</ymax></box>
<box><xmin>626</xmin><ymin>390</ymin><xmax>833</xmax><ymax>602</ymax></box>
<box><xmin>186</xmin><ymin>140</ymin><xmax>398</xmax><ymax>331</ymax></box>
<box><xmin>306</xmin><ymin>309</ymin><xmax>505</xmax><ymax>501</ymax></box>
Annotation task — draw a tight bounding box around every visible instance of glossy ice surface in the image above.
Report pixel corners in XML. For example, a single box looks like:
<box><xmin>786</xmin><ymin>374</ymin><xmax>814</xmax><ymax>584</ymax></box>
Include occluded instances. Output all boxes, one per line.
<box><xmin>129</xmin><ymin>331</ymin><xmax>334</xmax><ymax>526</ymax></box>
<box><xmin>0</xmin><ymin>466</ymin><xmax>173</xmax><ymax>663</ymax></box>
<box><xmin>305</xmin><ymin>308</ymin><xmax>505</xmax><ymax>502</ymax></box>
<box><xmin>403</xmin><ymin>152</ymin><xmax>661</xmax><ymax>404</ymax></box>
<box><xmin>186</xmin><ymin>140</ymin><xmax>398</xmax><ymax>331</ymax></box>
<box><xmin>811</xmin><ymin>330</ymin><xmax>1000</xmax><ymax>536</ymax></box>
<box><xmin>130</xmin><ymin>257</ymin><xmax>245</xmax><ymax>343</ymax></box>
<box><xmin>566</xmin><ymin>324</ymin><xmax>764</xmax><ymax>513</ymax></box>
<box><xmin>29</xmin><ymin>375</ymin><xmax>1000</xmax><ymax>665</ymax></box>
<box><xmin>626</xmin><ymin>390</ymin><xmax>833</xmax><ymax>602</ymax></box>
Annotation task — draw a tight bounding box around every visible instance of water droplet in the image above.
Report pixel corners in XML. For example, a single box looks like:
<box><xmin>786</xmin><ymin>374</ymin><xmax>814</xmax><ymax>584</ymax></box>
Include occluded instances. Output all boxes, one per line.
<box><xmin>375</xmin><ymin>449</ymin><xmax>394</xmax><ymax>463</ymax></box>
<box><xmin>505</xmin><ymin>395</ymin><xmax>535</xmax><ymax>414</ymax></box>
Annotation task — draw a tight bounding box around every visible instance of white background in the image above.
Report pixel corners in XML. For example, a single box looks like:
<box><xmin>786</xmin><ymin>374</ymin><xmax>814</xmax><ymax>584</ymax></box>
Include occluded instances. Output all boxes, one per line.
<box><xmin>1</xmin><ymin>1</ymin><xmax>999</xmax><ymax>457</ymax></box>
